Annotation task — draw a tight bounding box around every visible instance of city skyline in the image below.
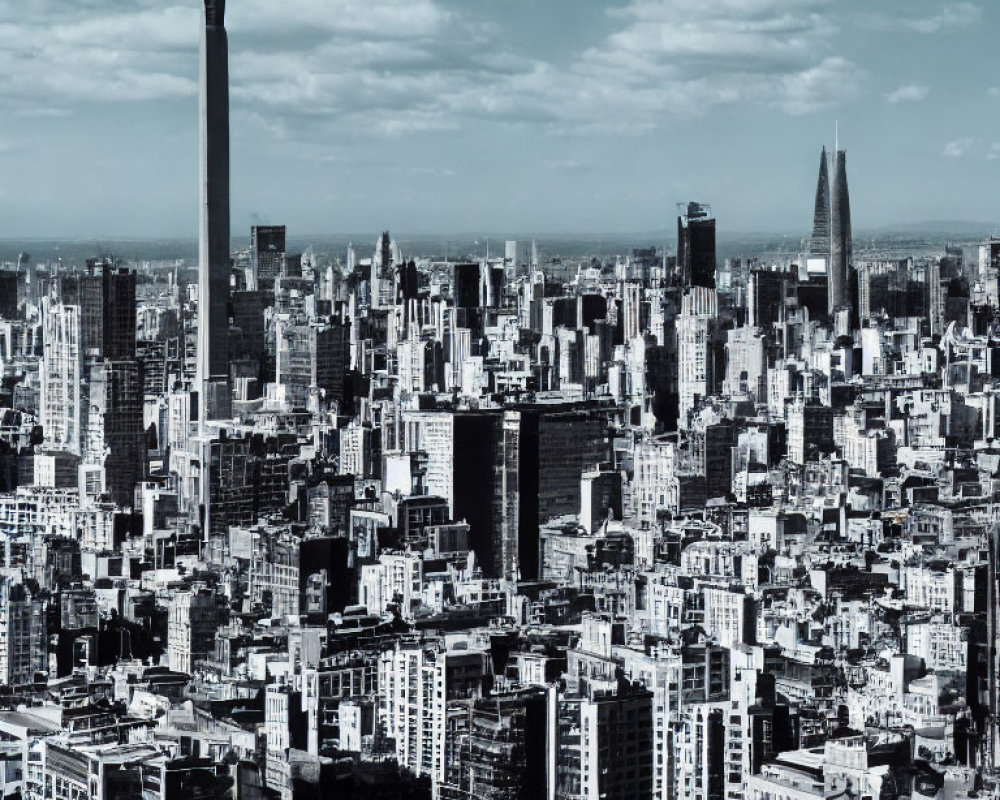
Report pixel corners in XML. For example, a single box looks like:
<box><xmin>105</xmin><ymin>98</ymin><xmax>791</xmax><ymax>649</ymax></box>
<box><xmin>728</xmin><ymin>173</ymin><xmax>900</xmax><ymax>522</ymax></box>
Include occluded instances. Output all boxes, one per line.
<box><xmin>1</xmin><ymin>0</ymin><xmax>1000</xmax><ymax>795</ymax></box>
<box><xmin>0</xmin><ymin>0</ymin><xmax>997</xmax><ymax>238</ymax></box>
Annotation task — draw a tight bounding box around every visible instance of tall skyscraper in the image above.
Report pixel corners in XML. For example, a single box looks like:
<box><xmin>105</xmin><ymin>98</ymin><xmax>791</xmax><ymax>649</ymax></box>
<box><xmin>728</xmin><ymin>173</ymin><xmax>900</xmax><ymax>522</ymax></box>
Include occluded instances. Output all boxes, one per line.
<box><xmin>104</xmin><ymin>359</ymin><xmax>146</xmax><ymax>507</ymax></box>
<box><xmin>0</xmin><ymin>271</ymin><xmax>17</xmax><ymax>320</ymax></box>
<box><xmin>829</xmin><ymin>148</ymin><xmax>853</xmax><ymax>314</ymax></box>
<box><xmin>677</xmin><ymin>287</ymin><xmax>718</xmax><ymax>428</ymax></box>
<box><xmin>41</xmin><ymin>300</ymin><xmax>82</xmax><ymax>455</ymax></box>
<box><xmin>677</xmin><ymin>202</ymin><xmax>716</xmax><ymax>289</ymax></box>
<box><xmin>809</xmin><ymin>146</ymin><xmax>831</xmax><ymax>257</ymax></box>
<box><xmin>101</xmin><ymin>264</ymin><xmax>137</xmax><ymax>361</ymax></box>
<box><xmin>198</xmin><ymin>0</ymin><xmax>231</xmax><ymax>421</ymax></box>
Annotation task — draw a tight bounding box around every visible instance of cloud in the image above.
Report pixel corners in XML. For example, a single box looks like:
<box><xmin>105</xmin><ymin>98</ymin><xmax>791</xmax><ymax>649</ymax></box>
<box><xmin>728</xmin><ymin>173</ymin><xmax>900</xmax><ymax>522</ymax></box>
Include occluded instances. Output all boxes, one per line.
<box><xmin>0</xmin><ymin>3</ymin><xmax>199</xmax><ymax>105</ymax></box>
<box><xmin>532</xmin><ymin>0</ymin><xmax>861</xmax><ymax>129</ymax></box>
<box><xmin>406</xmin><ymin>166</ymin><xmax>456</xmax><ymax>178</ymax></box>
<box><xmin>990</xmin><ymin>87</ymin><xmax>1000</xmax><ymax>98</ymax></box>
<box><xmin>903</xmin><ymin>2</ymin><xmax>981</xmax><ymax>33</ymax></box>
<box><xmin>988</xmin><ymin>143</ymin><xmax>1000</xmax><ymax>161</ymax></box>
<box><xmin>860</xmin><ymin>3</ymin><xmax>982</xmax><ymax>34</ymax></box>
<box><xmin>941</xmin><ymin>137</ymin><xmax>975</xmax><ymax>158</ymax></box>
<box><xmin>543</xmin><ymin>159</ymin><xmax>592</xmax><ymax>172</ymax></box>
<box><xmin>0</xmin><ymin>0</ymin><xmax>860</xmax><ymax>142</ymax></box>
<box><xmin>884</xmin><ymin>85</ymin><xmax>929</xmax><ymax>104</ymax></box>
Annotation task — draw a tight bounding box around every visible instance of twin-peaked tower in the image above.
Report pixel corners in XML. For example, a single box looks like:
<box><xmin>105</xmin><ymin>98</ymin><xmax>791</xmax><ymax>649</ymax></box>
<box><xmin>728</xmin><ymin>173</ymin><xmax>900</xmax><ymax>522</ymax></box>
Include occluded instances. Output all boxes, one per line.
<box><xmin>198</xmin><ymin>0</ymin><xmax>231</xmax><ymax>422</ymax></box>
<box><xmin>809</xmin><ymin>142</ymin><xmax>853</xmax><ymax>315</ymax></box>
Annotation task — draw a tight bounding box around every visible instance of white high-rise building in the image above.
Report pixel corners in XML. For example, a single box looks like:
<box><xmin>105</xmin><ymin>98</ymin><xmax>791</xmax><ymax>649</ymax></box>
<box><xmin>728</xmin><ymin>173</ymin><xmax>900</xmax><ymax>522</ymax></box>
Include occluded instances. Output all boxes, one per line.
<box><xmin>378</xmin><ymin>639</ymin><xmax>488</xmax><ymax>792</ymax></box>
<box><xmin>622</xmin><ymin>280</ymin><xmax>643</xmax><ymax>342</ymax></box>
<box><xmin>402</xmin><ymin>410</ymin><xmax>455</xmax><ymax>508</ymax></box>
<box><xmin>0</xmin><ymin>578</ymin><xmax>46</xmax><ymax>687</ymax></box>
<box><xmin>167</xmin><ymin>588</ymin><xmax>226</xmax><ymax>674</ymax></box>
<box><xmin>504</xmin><ymin>239</ymin><xmax>517</xmax><ymax>273</ymax></box>
<box><xmin>677</xmin><ymin>287</ymin><xmax>717</xmax><ymax>427</ymax></box>
<box><xmin>40</xmin><ymin>299</ymin><xmax>82</xmax><ymax>455</ymax></box>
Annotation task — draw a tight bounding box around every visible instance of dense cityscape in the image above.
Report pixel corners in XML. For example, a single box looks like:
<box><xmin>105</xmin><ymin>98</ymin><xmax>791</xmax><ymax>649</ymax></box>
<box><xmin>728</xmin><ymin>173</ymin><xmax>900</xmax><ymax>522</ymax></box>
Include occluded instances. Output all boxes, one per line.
<box><xmin>0</xmin><ymin>2</ymin><xmax>997</xmax><ymax>800</ymax></box>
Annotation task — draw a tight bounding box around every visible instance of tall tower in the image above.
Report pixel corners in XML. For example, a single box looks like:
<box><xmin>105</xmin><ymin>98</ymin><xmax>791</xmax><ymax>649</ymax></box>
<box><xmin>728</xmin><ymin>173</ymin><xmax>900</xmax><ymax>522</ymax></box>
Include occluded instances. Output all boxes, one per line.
<box><xmin>829</xmin><ymin>148</ymin><xmax>852</xmax><ymax>314</ymax></box>
<box><xmin>40</xmin><ymin>299</ymin><xmax>82</xmax><ymax>455</ymax></box>
<box><xmin>809</xmin><ymin>146</ymin><xmax>831</xmax><ymax>257</ymax></box>
<box><xmin>677</xmin><ymin>202</ymin><xmax>716</xmax><ymax>289</ymax></box>
<box><xmin>198</xmin><ymin>0</ymin><xmax>231</xmax><ymax>422</ymax></box>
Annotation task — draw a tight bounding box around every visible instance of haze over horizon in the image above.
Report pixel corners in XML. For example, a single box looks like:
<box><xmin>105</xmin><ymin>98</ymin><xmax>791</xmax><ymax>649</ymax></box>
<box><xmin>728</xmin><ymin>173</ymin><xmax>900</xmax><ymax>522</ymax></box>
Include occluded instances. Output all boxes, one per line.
<box><xmin>0</xmin><ymin>0</ymin><xmax>997</xmax><ymax>238</ymax></box>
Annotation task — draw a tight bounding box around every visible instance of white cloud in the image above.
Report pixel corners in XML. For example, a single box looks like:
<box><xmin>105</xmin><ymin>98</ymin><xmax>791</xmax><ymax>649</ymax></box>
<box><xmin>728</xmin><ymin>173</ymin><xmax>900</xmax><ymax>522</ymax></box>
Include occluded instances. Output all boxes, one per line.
<box><xmin>988</xmin><ymin>143</ymin><xmax>1000</xmax><ymax>161</ymax></box>
<box><xmin>884</xmin><ymin>84</ymin><xmax>929</xmax><ymax>104</ymax></box>
<box><xmin>0</xmin><ymin>0</ymin><xmax>860</xmax><ymax>140</ymax></box>
<box><xmin>543</xmin><ymin>159</ymin><xmax>591</xmax><ymax>172</ymax></box>
<box><xmin>941</xmin><ymin>137</ymin><xmax>975</xmax><ymax>158</ymax></box>
<box><xmin>406</xmin><ymin>166</ymin><xmax>456</xmax><ymax>177</ymax></box>
<box><xmin>904</xmin><ymin>2</ymin><xmax>981</xmax><ymax>33</ymax></box>
<box><xmin>861</xmin><ymin>2</ymin><xmax>982</xmax><ymax>34</ymax></box>
<box><xmin>989</xmin><ymin>87</ymin><xmax>1000</xmax><ymax>98</ymax></box>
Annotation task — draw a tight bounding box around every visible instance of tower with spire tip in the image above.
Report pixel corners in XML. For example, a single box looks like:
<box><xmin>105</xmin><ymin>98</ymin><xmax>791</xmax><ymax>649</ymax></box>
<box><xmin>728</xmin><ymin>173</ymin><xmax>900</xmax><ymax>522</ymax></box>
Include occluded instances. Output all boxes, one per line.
<box><xmin>807</xmin><ymin>135</ymin><xmax>852</xmax><ymax>316</ymax></box>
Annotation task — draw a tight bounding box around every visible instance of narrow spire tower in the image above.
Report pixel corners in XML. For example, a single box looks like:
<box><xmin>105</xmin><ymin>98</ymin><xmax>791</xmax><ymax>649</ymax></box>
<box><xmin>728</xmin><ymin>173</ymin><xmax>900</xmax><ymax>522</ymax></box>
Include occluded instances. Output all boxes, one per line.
<box><xmin>198</xmin><ymin>0</ymin><xmax>231</xmax><ymax>421</ymax></box>
<box><xmin>809</xmin><ymin>146</ymin><xmax>831</xmax><ymax>256</ymax></box>
<box><xmin>829</xmin><ymin>147</ymin><xmax>852</xmax><ymax>314</ymax></box>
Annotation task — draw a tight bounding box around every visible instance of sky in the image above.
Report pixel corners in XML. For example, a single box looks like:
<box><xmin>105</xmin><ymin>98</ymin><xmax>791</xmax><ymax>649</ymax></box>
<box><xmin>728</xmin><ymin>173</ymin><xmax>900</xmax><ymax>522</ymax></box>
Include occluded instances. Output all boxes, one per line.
<box><xmin>0</xmin><ymin>0</ymin><xmax>997</xmax><ymax>239</ymax></box>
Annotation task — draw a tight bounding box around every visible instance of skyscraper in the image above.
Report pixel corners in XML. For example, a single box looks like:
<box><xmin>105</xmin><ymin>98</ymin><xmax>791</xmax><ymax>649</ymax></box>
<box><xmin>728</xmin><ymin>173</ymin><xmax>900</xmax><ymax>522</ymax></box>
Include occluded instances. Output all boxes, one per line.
<box><xmin>41</xmin><ymin>300</ymin><xmax>82</xmax><ymax>455</ymax></box>
<box><xmin>198</xmin><ymin>0</ymin><xmax>231</xmax><ymax>421</ymax></box>
<box><xmin>809</xmin><ymin>146</ymin><xmax>831</xmax><ymax>257</ymax></box>
<box><xmin>101</xmin><ymin>263</ymin><xmax>137</xmax><ymax>361</ymax></box>
<box><xmin>104</xmin><ymin>359</ymin><xmax>146</xmax><ymax>507</ymax></box>
<box><xmin>829</xmin><ymin>148</ymin><xmax>853</xmax><ymax>314</ymax></box>
<box><xmin>677</xmin><ymin>202</ymin><xmax>716</xmax><ymax>289</ymax></box>
<box><xmin>251</xmin><ymin>224</ymin><xmax>286</xmax><ymax>288</ymax></box>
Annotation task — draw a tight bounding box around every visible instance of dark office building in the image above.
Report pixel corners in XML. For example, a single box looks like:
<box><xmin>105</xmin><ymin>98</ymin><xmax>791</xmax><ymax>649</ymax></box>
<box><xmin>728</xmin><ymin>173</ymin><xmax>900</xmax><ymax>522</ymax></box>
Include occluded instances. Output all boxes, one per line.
<box><xmin>300</xmin><ymin>536</ymin><xmax>352</xmax><ymax>621</ymax></box>
<box><xmin>580</xmin><ymin>294</ymin><xmax>608</xmax><ymax>330</ymax></box>
<box><xmin>231</xmin><ymin>290</ymin><xmax>266</xmax><ymax>364</ymax></box>
<box><xmin>504</xmin><ymin>404</ymin><xmax>610</xmax><ymax>580</ymax></box>
<box><xmin>58</xmin><ymin>269</ymin><xmax>103</xmax><ymax>355</ymax></box>
<box><xmin>0</xmin><ymin>271</ymin><xmax>18</xmax><ymax>319</ymax></box>
<box><xmin>677</xmin><ymin>202</ymin><xmax>716</xmax><ymax>289</ymax></box>
<box><xmin>453</xmin><ymin>263</ymin><xmax>482</xmax><ymax>309</ymax></box>
<box><xmin>251</xmin><ymin>224</ymin><xmax>286</xmax><ymax>287</ymax></box>
<box><xmin>208</xmin><ymin>434</ymin><xmax>255</xmax><ymax>535</ymax></box>
<box><xmin>285</xmin><ymin>253</ymin><xmax>302</xmax><ymax>278</ymax></box>
<box><xmin>313</xmin><ymin>321</ymin><xmax>351</xmax><ymax>406</ymax></box>
<box><xmin>102</xmin><ymin>265</ymin><xmax>137</xmax><ymax>360</ymax></box>
<box><xmin>452</xmin><ymin>411</ymin><xmax>504</xmax><ymax>576</ymax></box>
<box><xmin>551</xmin><ymin>297</ymin><xmax>578</xmax><ymax>330</ymax></box>
<box><xmin>797</xmin><ymin>275</ymin><xmax>829</xmax><ymax>320</ymax></box>
<box><xmin>488</xmin><ymin>264</ymin><xmax>504</xmax><ymax>309</ymax></box>
<box><xmin>61</xmin><ymin>261</ymin><xmax>137</xmax><ymax>359</ymax></box>
<box><xmin>748</xmin><ymin>268</ymin><xmax>791</xmax><ymax>329</ymax></box>
<box><xmin>704</xmin><ymin>421</ymin><xmax>735</xmax><ymax>500</ymax></box>
<box><xmin>397</xmin><ymin>495</ymin><xmax>449</xmax><ymax>550</ymax></box>
<box><xmin>105</xmin><ymin>360</ymin><xmax>146</xmax><ymax>508</ymax></box>
<box><xmin>443</xmin><ymin>691</ymin><xmax>547</xmax><ymax>800</ymax></box>
<box><xmin>554</xmin><ymin>685</ymin><xmax>654</xmax><ymax>800</ymax></box>
<box><xmin>798</xmin><ymin>402</ymin><xmax>836</xmax><ymax>460</ymax></box>
<box><xmin>396</xmin><ymin>259</ymin><xmax>419</xmax><ymax>304</ymax></box>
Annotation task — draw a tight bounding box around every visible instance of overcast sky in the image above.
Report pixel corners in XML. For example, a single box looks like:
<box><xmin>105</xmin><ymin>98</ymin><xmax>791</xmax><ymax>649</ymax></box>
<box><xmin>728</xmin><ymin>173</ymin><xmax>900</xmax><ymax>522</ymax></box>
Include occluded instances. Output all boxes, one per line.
<box><xmin>0</xmin><ymin>0</ymin><xmax>996</xmax><ymax>239</ymax></box>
